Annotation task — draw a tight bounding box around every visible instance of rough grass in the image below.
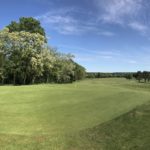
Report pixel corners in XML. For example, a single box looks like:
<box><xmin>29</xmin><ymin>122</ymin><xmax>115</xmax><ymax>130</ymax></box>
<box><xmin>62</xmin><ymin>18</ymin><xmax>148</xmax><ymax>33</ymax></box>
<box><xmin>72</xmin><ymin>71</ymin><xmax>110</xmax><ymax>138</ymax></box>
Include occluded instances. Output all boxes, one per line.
<box><xmin>0</xmin><ymin>78</ymin><xmax>150</xmax><ymax>149</ymax></box>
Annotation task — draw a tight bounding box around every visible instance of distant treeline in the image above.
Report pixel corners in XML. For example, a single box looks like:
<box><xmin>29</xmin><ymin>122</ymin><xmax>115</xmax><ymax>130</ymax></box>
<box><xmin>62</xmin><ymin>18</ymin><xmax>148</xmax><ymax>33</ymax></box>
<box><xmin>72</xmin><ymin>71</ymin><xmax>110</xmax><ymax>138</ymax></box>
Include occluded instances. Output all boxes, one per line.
<box><xmin>86</xmin><ymin>72</ymin><xmax>135</xmax><ymax>79</ymax></box>
<box><xmin>134</xmin><ymin>71</ymin><xmax>150</xmax><ymax>83</ymax></box>
<box><xmin>87</xmin><ymin>71</ymin><xmax>150</xmax><ymax>83</ymax></box>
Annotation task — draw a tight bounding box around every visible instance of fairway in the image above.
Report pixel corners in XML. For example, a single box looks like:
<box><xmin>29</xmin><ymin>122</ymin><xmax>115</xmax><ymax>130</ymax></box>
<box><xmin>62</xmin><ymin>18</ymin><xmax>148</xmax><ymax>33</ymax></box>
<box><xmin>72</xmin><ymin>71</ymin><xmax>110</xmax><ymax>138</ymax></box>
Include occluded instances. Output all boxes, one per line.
<box><xmin>0</xmin><ymin>78</ymin><xmax>150</xmax><ymax>149</ymax></box>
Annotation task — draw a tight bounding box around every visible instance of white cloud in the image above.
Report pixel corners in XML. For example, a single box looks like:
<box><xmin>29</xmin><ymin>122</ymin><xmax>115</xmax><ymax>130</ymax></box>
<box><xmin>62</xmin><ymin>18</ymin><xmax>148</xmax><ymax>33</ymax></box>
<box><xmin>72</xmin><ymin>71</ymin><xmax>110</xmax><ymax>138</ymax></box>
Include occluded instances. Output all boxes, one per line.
<box><xmin>36</xmin><ymin>0</ymin><xmax>149</xmax><ymax>36</ymax></box>
<box><xmin>36</xmin><ymin>9</ymin><xmax>81</xmax><ymax>35</ymax></box>
<box><xmin>128</xmin><ymin>22</ymin><xmax>148</xmax><ymax>32</ymax></box>
<box><xmin>94</xmin><ymin>0</ymin><xmax>150</xmax><ymax>35</ymax></box>
<box><xmin>58</xmin><ymin>44</ymin><xmax>121</xmax><ymax>63</ymax></box>
<box><xmin>97</xmin><ymin>0</ymin><xmax>142</xmax><ymax>24</ymax></box>
<box><xmin>127</xmin><ymin>60</ymin><xmax>137</xmax><ymax>64</ymax></box>
<box><xmin>75</xmin><ymin>54</ymin><xmax>113</xmax><ymax>62</ymax></box>
<box><xmin>58</xmin><ymin>44</ymin><xmax>121</xmax><ymax>56</ymax></box>
<box><xmin>96</xmin><ymin>50</ymin><xmax>121</xmax><ymax>56</ymax></box>
<box><xmin>36</xmin><ymin>8</ymin><xmax>77</xmax><ymax>25</ymax></box>
<box><xmin>98</xmin><ymin>31</ymin><xmax>115</xmax><ymax>37</ymax></box>
<box><xmin>36</xmin><ymin>8</ymin><xmax>116</xmax><ymax>36</ymax></box>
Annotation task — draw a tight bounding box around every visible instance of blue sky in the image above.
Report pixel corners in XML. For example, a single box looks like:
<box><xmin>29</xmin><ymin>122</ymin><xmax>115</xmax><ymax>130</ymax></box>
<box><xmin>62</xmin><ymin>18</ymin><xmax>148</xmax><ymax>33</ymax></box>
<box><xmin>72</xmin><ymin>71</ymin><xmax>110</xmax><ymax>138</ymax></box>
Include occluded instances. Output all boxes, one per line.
<box><xmin>1</xmin><ymin>0</ymin><xmax>150</xmax><ymax>72</ymax></box>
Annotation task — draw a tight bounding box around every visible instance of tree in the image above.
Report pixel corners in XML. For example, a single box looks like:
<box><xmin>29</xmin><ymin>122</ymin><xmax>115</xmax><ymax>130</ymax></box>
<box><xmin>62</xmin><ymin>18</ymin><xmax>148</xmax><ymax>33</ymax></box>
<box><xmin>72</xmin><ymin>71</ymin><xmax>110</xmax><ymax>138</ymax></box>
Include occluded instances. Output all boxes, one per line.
<box><xmin>6</xmin><ymin>21</ymin><xmax>20</xmax><ymax>32</ymax></box>
<box><xmin>74</xmin><ymin>62</ymin><xmax>86</xmax><ymax>80</ymax></box>
<box><xmin>51</xmin><ymin>53</ymin><xmax>75</xmax><ymax>83</ymax></box>
<box><xmin>136</xmin><ymin>71</ymin><xmax>143</xmax><ymax>83</ymax></box>
<box><xmin>0</xmin><ymin>28</ymin><xmax>45</xmax><ymax>84</ymax></box>
<box><xmin>7</xmin><ymin>17</ymin><xmax>46</xmax><ymax>37</ymax></box>
<box><xmin>147</xmin><ymin>72</ymin><xmax>150</xmax><ymax>82</ymax></box>
<box><xmin>41</xmin><ymin>47</ymin><xmax>56</xmax><ymax>83</ymax></box>
<box><xmin>125</xmin><ymin>74</ymin><xmax>133</xmax><ymax>80</ymax></box>
<box><xmin>143</xmin><ymin>71</ymin><xmax>149</xmax><ymax>83</ymax></box>
<box><xmin>0</xmin><ymin>18</ymin><xmax>86</xmax><ymax>85</ymax></box>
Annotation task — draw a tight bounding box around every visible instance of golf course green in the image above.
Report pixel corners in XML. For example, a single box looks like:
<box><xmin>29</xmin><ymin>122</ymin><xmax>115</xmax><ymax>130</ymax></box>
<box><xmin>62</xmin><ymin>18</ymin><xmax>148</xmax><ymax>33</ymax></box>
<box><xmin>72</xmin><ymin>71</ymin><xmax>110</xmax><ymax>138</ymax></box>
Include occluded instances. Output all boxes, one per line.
<box><xmin>0</xmin><ymin>78</ymin><xmax>150</xmax><ymax>149</ymax></box>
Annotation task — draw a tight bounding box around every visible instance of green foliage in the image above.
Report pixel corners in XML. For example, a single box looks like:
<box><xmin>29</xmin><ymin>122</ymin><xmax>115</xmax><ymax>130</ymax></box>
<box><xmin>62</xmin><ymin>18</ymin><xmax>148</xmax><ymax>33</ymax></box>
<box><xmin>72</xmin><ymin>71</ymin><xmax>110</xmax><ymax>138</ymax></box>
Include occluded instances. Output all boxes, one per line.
<box><xmin>7</xmin><ymin>17</ymin><xmax>46</xmax><ymax>37</ymax></box>
<box><xmin>86</xmin><ymin>72</ymin><xmax>134</xmax><ymax>78</ymax></box>
<box><xmin>0</xmin><ymin>27</ymin><xmax>85</xmax><ymax>85</ymax></box>
<box><xmin>74</xmin><ymin>63</ymin><xmax>86</xmax><ymax>80</ymax></box>
<box><xmin>134</xmin><ymin>71</ymin><xmax>150</xmax><ymax>83</ymax></box>
<box><xmin>125</xmin><ymin>73</ymin><xmax>133</xmax><ymax>80</ymax></box>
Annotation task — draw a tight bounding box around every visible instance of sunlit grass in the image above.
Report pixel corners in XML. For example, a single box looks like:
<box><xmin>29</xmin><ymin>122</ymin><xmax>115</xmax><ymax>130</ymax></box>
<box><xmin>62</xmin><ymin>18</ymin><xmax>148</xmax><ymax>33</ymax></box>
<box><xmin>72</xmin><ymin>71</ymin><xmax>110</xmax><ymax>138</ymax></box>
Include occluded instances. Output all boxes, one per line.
<box><xmin>0</xmin><ymin>78</ymin><xmax>150</xmax><ymax>149</ymax></box>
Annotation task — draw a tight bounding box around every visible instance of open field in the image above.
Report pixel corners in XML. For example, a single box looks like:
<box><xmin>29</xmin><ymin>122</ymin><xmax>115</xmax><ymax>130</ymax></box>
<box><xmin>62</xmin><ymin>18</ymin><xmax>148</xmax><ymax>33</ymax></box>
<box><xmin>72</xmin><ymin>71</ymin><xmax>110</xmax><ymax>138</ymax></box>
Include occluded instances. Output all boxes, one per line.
<box><xmin>0</xmin><ymin>78</ymin><xmax>150</xmax><ymax>149</ymax></box>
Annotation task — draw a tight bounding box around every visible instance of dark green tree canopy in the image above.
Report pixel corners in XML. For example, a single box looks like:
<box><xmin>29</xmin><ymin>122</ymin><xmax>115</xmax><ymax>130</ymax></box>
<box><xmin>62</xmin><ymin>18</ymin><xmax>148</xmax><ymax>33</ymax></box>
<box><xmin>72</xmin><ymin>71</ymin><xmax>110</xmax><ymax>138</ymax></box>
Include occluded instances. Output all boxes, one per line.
<box><xmin>7</xmin><ymin>17</ymin><xmax>46</xmax><ymax>37</ymax></box>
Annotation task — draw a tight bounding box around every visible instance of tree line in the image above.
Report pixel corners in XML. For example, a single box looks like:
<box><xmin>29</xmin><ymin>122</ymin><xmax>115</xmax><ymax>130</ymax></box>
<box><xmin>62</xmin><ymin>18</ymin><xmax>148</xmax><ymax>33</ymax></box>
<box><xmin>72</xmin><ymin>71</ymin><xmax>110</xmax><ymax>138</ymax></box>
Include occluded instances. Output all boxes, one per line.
<box><xmin>0</xmin><ymin>17</ymin><xmax>86</xmax><ymax>85</ymax></box>
<box><xmin>86</xmin><ymin>72</ymin><xmax>134</xmax><ymax>79</ymax></box>
<box><xmin>87</xmin><ymin>71</ymin><xmax>150</xmax><ymax>83</ymax></box>
<box><xmin>133</xmin><ymin>71</ymin><xmax>150</xmax><ymax>83</ymax></box>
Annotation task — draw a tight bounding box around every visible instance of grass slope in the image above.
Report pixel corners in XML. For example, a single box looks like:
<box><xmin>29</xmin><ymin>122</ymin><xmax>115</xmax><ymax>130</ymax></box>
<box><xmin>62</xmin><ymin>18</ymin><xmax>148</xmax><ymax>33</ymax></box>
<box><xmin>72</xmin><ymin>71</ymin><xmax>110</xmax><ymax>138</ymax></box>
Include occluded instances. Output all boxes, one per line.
<box><xmin>67</xmin><ymin>102</ymin><xmax>150</xmax><ymax>150</ymax></box>
<box><xmin>0</xmin><ymin>78</ymin><xmax>150</xmax><ymax>149</ymax></box>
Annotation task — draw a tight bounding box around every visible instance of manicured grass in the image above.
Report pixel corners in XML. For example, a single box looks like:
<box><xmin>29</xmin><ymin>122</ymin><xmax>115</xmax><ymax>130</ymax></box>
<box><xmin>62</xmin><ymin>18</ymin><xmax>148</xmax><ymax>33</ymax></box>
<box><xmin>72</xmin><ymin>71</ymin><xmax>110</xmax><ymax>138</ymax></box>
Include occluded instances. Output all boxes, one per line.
<box><xmin>0</xmin><ymin>78</ymin><xmax>150</xmax><ymax>149</ymax></box>
<box><xmin>68</xmin><ymin>101</ymin><xmax>150</xmax><ymax>150</ymax></box>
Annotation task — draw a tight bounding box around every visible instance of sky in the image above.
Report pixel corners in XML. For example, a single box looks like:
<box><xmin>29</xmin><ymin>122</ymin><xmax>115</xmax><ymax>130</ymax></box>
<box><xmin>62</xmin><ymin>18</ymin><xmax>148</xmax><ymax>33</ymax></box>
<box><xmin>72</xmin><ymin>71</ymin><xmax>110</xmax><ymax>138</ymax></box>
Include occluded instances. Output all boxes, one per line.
<box><xmin>1</xmin><ymin>0</ymin><xmax>150</xmax><ymax>72</ymax></box>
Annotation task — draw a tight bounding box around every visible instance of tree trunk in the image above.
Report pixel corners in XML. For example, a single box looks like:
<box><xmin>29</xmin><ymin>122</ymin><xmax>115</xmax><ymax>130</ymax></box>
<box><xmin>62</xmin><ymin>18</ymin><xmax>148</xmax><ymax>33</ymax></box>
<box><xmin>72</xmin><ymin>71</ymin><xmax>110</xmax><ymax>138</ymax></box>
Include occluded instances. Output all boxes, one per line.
<box><xmin>23</xmin><ymin>75</ymin><xmax>26</xmax><ymax>85</ymax></box>
<box><xmin>32</xmin><ymin>77</ymin><xmax>35</xmax><ymax>84</ymax></box>
<box><xmin>13</xmin><ymin>72</ymin><xmax>16</xmax><ymax>85</ymax></box>
<box><xmin>46</xmin><ymin>75</ymin><xmax>49</xmax><ymax>83</ymax></box>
